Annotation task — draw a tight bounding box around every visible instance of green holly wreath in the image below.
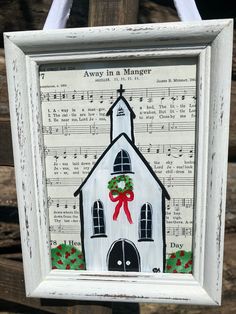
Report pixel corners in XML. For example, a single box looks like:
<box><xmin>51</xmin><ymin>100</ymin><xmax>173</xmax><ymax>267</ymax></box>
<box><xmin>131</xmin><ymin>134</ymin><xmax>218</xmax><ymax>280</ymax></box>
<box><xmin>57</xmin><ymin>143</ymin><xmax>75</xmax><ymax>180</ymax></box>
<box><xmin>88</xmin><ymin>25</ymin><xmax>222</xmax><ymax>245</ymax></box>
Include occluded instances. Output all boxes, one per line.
<box><xmin>108</xmin><ymin>175</ymin><xmax>133</xmax><ymax>193</ymax></box>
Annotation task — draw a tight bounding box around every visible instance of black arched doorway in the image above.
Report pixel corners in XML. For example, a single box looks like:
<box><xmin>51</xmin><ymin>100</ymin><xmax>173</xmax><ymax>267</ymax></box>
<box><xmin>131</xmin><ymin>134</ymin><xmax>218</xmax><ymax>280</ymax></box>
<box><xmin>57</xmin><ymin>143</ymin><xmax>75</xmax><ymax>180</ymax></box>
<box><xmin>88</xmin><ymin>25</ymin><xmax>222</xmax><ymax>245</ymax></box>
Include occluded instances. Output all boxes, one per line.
<box><xmin>107</xmin><ymin>239</ymin><xmax>140</xmax><ymax>272</ymax></box>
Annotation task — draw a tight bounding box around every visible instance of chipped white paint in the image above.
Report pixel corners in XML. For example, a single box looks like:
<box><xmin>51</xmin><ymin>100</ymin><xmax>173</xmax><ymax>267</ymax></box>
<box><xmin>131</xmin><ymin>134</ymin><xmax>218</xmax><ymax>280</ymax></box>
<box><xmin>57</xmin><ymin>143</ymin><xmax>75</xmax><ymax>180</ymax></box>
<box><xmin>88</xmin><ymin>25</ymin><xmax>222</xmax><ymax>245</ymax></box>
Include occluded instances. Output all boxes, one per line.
<box><xmin>3</xmin><ymin>20</ymin><xmax>233</xmax><ymax>304</ymax></box>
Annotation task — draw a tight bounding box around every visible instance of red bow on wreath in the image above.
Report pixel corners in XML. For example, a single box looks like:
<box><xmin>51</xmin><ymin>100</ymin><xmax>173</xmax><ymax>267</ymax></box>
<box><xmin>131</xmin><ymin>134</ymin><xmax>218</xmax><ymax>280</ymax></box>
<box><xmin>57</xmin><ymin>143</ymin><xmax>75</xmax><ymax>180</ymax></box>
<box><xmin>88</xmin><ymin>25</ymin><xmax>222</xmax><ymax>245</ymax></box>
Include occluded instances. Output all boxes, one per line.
<box><xmin>109</xmin><ymin>190</ymin><xmax>134</xmax><ymax>224</ymax></box>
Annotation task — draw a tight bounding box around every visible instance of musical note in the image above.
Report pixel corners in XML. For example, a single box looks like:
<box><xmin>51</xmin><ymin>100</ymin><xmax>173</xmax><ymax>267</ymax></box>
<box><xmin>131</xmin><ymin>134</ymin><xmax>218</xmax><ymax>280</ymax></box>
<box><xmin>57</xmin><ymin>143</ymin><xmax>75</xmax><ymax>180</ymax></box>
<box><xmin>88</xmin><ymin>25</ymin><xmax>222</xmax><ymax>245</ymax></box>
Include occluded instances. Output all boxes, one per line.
<box><xmin>99</xmin><ymin>94</ymin><xmax>104</xmax><ymax>103</ymax></box>
<box><xmin>87</xmin><ymin>91</ymin><xmax>94</xmax><ymax>103</ymax></box>
<box><xmin>90</xmin><ymin>123</ymin><xmax>98</xmax><ymax>135</ymax></box>
<box><xmin>61</xmin><ymin>91</ymin><xmax>66</xmax><ymax>100</ymax></box>
<box><xmin>147</xmin><ymin>123</ymin><xmax>153</xmax><ymax>134</ymax></box>
<box><xmin>147</xmin><ymin>144</ymin><xmax>152</xmax><ymax>153</ymax></box>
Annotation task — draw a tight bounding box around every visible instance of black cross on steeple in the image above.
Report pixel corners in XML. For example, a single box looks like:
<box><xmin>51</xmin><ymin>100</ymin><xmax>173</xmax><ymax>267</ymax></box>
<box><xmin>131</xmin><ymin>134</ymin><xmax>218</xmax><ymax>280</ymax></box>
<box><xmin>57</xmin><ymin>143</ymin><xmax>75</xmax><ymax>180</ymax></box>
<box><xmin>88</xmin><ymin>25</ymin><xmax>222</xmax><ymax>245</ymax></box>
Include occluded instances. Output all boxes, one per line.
<box><xmin>117</xmin><ymin>84</ymin><xmax>125</xmax><ymax>97</ymax></box>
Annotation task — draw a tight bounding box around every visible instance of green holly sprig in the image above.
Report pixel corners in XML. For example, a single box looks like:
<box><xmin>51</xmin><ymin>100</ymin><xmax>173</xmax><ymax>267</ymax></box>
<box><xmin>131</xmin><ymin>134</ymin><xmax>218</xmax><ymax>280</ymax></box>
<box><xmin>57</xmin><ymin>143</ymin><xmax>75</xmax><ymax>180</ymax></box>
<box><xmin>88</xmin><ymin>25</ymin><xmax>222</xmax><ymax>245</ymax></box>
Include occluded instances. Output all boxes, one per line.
<box><xmin>166</xmin><ymin>250</ymin><xmax>192</xmax><ymax>273</ymax></box>
<box><xmin>51</xmin><ymin>243</ymin><xmax>85</xmax><ymax>270</ymax></box>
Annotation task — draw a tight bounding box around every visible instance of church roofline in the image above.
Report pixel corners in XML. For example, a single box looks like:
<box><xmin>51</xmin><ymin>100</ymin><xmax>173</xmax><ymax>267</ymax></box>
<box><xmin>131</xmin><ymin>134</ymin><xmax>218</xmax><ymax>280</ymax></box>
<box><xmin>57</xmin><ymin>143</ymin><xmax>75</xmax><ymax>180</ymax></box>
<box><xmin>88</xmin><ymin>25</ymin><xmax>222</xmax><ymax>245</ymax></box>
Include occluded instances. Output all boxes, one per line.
<box><xmin>74</xmin><ymin>133</ymin><xmax>170</xmax><ymax>200</ymax></box>
<box><xmin>106</xmin><ymin>95</ymin><xmax>136</xmax><ymax>118</ymax></box>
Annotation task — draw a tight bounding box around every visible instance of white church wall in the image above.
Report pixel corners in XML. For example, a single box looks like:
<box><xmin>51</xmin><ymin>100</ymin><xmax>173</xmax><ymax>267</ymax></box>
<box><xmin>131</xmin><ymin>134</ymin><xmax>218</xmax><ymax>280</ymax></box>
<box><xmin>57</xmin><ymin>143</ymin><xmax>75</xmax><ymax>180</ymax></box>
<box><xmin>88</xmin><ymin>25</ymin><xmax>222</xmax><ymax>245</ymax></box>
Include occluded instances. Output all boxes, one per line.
<box><xmin>80</xmin><ymin>135</ymin><xmax>166</xmax><ymax>272</ymax></box>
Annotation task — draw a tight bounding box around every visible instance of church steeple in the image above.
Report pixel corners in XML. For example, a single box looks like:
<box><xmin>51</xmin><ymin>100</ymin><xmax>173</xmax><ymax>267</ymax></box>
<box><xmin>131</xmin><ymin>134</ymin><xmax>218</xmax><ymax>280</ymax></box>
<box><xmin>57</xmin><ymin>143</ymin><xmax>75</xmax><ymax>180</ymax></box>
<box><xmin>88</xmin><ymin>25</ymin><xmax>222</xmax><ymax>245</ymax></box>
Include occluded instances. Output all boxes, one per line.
<box><xmin>106</xmin><ymin>85</ymin><xmax>136</xmax><ymax>143</ymax></box>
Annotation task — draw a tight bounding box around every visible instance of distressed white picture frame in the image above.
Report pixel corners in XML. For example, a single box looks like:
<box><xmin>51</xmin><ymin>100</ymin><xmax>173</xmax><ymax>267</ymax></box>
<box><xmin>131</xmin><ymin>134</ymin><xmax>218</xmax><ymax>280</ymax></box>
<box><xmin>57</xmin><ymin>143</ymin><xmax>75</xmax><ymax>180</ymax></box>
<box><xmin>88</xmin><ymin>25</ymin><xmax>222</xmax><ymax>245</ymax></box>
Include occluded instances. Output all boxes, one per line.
<box><xmin>4</xmin><ymin>20</ymin><xmax>233</xmax><ymax>305</ymax></box>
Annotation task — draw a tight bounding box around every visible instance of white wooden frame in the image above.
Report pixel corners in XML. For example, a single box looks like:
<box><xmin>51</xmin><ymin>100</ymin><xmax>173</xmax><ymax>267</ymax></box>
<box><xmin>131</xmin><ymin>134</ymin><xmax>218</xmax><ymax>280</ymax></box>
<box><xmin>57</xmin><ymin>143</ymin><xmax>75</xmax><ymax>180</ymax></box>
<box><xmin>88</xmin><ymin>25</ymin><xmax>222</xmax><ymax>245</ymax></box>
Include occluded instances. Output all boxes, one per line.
<box><xmin>4</xmin><ymin>20</ymin><xmax>233</xmax><ymax>305</ymax></box>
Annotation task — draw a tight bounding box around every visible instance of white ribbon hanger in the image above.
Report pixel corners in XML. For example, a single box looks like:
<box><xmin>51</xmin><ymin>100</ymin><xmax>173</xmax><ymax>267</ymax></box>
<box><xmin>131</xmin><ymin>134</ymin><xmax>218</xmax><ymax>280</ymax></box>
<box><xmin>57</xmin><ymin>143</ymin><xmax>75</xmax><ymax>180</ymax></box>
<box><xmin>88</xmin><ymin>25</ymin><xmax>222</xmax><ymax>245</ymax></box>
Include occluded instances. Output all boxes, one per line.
<box><xmin>173</xmin><ymin>0</ymin><xmax>201</xmax><ymax>21</ymax></box>
<box><xmin>43</xmin><ymin>0</ymin><xmax>201</xmax><ymax>30</ymax></box>
<box><xmin>43</xmin><ymin>0</ymin><xmax>73</xmax><ymax>30</ymax></box>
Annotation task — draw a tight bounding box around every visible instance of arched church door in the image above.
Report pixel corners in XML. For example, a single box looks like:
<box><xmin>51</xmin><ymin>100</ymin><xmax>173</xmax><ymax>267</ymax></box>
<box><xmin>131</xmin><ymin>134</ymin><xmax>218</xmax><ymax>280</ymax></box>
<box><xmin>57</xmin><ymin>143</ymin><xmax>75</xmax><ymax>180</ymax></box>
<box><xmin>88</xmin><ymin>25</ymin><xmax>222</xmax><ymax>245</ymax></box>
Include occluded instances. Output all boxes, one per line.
<box><xmin>107</xmin><ymin>239</ymin><xmax>140</xmax><ymax>272</ymax></box>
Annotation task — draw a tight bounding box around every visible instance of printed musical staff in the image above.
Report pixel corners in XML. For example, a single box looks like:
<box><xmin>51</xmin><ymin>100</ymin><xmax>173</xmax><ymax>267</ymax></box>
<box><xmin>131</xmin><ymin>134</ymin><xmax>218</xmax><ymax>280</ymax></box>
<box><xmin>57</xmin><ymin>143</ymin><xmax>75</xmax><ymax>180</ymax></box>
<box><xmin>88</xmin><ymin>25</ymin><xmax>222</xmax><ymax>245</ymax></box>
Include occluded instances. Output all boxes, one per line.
<box><xmin>44</xmin><ymin>143</ymin><xmax>194</xmax><ymax>159</ymax></box>
<box><xmin>42</xmin><ymin>121</ymin><xmax>195</xmax><ymax>136</ymax></box>
<box><xmin>137</xmin><ymin>143</ymin><xmax>194</xmax><ymax>158</ymax></box>
<box><xmin>166</xmin><ymin>226</ymin><xmax>192</xmax><ymax>237</ymax></box>
<box><xmin>41</xmin><ymin>85</ymin><xmax>196</xmax><ymax>103</ymax></box>
<box><xmin>127</xmin><ymin>176</ymin><xmax>189</xmax><ymax>187</ymax></box>
<box><xmin>162</xmin><ymin>176</ymin><xmax>194</xmax><ymax>188</ymax></box>
<box><xmin>47</xmin><ymin>197</ymin><xmax>78</xmax><ymax>208</ymax></box>
<box><xmin>49</xmin><ymin>224</ymin><xmax>81</xmax><ymax>234</ymax></box>
<box><xmin>46</xmin><ymin>177</ymin><xmax>83</xmax><ymax>186</ymax></box>
<box><xmin>46</xmin><ymin>176</ymin><xmax>193</xmax><ymax>187</ymax></box>
<box><xmin>47</xmin><ymin>197</ymin><xmax>193</xmax><ymax>210</ymax></box>
<box><xmin>166</xmin><ymin>198</ymin><xmax>193</xmax><ymax>209</ymax></box>
<box><xmin>49</xmin><ymin>224</ymin><xmax>192</xmax><ymax>236</ymax></box>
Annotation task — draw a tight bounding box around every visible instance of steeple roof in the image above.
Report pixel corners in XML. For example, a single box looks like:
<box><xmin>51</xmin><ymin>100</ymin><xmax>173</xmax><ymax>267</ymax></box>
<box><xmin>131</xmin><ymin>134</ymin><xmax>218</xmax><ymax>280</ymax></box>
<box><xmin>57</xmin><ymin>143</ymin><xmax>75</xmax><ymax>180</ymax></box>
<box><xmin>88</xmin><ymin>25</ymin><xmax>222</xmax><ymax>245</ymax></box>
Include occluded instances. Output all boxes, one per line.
<box><xmin>74</xmin><ymin>132</ymin><xmax>170</xmax><ymax>200</ymax></box>
<box><xmin>106</xmin><ymin>84</ymin><xmax>136</xmax><ymax>118</ymax></box>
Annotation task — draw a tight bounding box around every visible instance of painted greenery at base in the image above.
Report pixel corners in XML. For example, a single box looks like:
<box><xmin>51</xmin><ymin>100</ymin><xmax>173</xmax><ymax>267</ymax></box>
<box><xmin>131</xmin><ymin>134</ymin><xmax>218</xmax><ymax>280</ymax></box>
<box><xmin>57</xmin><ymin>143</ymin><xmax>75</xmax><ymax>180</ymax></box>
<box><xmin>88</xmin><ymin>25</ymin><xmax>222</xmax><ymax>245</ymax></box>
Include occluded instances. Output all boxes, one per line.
<box><xmin>166</xmin><ymin>250</ymin><xmax>192</xmax><ymax>273</ymax></box>
<box><xmin>51</xmin><ymin>244</ymin><xmax>85</xmax><ymax>270</ymax></box>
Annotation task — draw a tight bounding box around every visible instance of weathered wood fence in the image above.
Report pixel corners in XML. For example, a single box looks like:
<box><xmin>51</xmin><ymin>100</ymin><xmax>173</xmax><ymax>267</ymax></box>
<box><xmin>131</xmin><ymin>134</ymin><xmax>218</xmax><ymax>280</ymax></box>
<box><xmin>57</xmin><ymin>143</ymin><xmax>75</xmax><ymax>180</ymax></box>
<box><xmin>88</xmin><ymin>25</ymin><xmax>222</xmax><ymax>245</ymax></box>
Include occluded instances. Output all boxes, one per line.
<box><xmin>0</xmin><ymin>1</ymin><xmax>235</xmax><ymax>313</ymax></box>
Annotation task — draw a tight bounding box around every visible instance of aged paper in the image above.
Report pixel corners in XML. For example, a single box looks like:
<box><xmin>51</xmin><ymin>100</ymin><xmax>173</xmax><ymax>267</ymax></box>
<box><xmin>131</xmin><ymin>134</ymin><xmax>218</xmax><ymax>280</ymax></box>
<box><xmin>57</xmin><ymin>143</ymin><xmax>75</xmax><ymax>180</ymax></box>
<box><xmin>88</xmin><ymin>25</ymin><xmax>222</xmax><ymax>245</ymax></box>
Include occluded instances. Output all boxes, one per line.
<box><xmin>39</xmin><ymin>57</ymin><xmax>196</xmax><ymax>272</ymax></box>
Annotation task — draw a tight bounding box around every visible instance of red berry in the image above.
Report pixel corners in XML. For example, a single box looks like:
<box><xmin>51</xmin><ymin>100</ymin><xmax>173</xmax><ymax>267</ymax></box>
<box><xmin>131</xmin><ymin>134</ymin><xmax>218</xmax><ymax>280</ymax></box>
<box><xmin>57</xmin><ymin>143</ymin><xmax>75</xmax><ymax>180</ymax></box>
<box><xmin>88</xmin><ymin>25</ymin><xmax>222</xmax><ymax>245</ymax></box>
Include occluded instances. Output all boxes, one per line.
<box><xmin>52</xmin><ymin>266</ymin><xmax>57</xmax><ymax>269</ymax></box>
<box><xmin>66</xmin><ymin>264</ymin><xmax>70</xmax><ymax>270</ymax></box>
<box><xmin>71</xmin><ymin>248</ymin><xmax>76</xmax><ymax>254</ymax></box>
<box><xmin>79</xmin><ymin>264</ymin><xmax>84</xmax><ymax>269</ymax></box>
<box><xmin>185</xmin><ymin>263</ymin><xmax>189</xmax><ymax>268</ymax></box>
<box><xmin>78</xmin><ymin>254</ymin><xmax>83</xmax><ymax>259</ymax></box>
<box><xmin>189</xmin><ymin>260</ymin><xmax>192</xmax><ymax>265</ymax></box>
<box><xmin>167</xmin><ymin>265</ymin><xmax>172</xmax><ymax>270</ymax></box>
<box><xmin>176</xmin><ymin>259</ymin><xmax>181</xmax><ymax>266</ymax></box>
<box><xmin>56</xmin><ymin>252</ymin><xmax>62</xmax><ymax>257</ymax></box>
<box><xmin>71</xmin><ymin>259</ymin><xmax>76</xmax><ymax>264</ymax></box>
<box><xmin>57</xmin><ymin>245</ymin><xmax>62</xmax><ymax>250</ymax></box>
<box><xmin>180</xmin><ymin>250</ymin><xmax>185</xmax><ymax>256</ymax></box>
<box><xmin>173</xmin><ymin>270</ymin><xmax>177</xmax><ymax>273</ymax></box>
<box><xmin>170</xmin><ymin>254</ymin><xmax>176</xmax><ymax>259</ymax></box>
<box><xmin>57</xmin><ymin>260</ymin><xmax>63</xmax><ymax>265</ymax></box>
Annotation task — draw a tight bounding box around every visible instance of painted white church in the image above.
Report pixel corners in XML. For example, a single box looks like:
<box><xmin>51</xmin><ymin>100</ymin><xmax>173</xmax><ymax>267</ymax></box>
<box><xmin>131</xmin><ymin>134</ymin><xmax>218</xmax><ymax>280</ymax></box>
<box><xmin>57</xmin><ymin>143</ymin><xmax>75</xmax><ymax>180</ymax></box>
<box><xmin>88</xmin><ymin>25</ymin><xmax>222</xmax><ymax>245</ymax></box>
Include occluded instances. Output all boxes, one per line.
<box><xmin>74</xmin><ymin>85</ymin><xmax>170</xmax><ymax>273</ymax></box>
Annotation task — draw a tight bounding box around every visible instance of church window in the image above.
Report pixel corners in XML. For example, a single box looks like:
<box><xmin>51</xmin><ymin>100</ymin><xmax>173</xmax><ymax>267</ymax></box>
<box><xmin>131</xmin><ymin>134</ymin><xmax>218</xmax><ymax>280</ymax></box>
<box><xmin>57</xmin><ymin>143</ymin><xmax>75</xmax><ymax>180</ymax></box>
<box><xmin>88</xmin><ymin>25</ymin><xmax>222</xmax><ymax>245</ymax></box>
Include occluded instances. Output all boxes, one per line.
<box><xmin>116</xmin><ymin>106</ymin><xmax>125</xmax><ymax>116</ymax></box>
<box><xmin>113</xmin><ymin>150</ymin><xmax>132</xmax><ymax>173</ymax></box>
<box><xmin>91</xmin><ymin>200</ymin><xmax>107</xmax><ymax>238</ymax></box>
<box><xmin>138</xmin><ymin>203</ymin><xmax>153</xmax><ymax>241</ymax></box>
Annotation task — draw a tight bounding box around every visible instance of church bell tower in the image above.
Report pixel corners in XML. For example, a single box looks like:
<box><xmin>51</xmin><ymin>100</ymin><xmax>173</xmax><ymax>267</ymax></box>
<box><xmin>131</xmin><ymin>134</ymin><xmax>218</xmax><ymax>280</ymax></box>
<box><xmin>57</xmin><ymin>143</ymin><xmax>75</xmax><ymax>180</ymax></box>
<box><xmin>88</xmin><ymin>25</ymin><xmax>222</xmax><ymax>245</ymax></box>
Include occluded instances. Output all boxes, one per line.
<box><xmin>106</xmin><ymin>84</ymin><xmax>136</xmax><ymax>143</ymax></box>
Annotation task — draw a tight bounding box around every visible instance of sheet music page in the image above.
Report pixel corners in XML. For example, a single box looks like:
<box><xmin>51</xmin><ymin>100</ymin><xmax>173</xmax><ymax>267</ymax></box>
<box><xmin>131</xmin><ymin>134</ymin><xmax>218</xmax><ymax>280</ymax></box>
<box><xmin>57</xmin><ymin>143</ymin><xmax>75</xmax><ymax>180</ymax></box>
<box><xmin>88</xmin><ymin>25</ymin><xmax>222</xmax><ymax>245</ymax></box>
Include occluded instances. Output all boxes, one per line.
<box><xmin>39</xmin><ymin>57</ymin><xmax>196</xmax><ymax>272</ymax></box>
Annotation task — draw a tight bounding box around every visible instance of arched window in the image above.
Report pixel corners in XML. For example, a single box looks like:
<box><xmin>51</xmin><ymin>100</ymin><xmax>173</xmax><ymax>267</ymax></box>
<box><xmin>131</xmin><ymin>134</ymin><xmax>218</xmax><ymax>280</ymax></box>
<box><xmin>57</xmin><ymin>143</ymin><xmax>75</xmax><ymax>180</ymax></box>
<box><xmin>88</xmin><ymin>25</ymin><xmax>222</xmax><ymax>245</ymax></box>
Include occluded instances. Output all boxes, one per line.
<box><xmin>113</xmin><ymin>150</ymin><xmax>132</xmax><ymax>173</ymax></box>
<box><xmin>91</xmin><ymin>200</ymin><xmax>107</xmax><ymax>238</ymax></box>
<box><xmin>138</xmin><ymin>203</ymin><xmax>153</xmax><ymax>241</ymax></box>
